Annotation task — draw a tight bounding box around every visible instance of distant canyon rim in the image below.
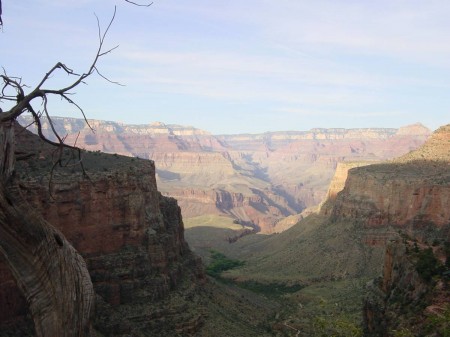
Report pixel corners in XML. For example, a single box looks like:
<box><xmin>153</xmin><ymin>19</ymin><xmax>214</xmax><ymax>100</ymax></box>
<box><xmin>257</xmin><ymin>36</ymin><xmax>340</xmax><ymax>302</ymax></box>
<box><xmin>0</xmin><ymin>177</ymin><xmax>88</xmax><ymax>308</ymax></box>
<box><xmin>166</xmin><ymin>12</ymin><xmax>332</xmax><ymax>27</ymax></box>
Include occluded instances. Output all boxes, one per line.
<box><xmin>18</xmin><ymin>116</ymin><xmax>431</xmax><ymax>234</ymax></box>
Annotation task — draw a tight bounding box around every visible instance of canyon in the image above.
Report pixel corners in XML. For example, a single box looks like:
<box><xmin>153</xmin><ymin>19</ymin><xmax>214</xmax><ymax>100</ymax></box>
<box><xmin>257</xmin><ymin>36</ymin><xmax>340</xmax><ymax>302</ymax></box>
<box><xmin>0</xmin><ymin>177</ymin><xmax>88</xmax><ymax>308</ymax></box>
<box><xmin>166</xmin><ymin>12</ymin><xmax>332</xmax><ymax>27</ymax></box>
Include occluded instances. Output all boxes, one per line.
<box><xmin>1</xmin><ymin>117</ymin><xmax>448</xmax><ymax>336</ymax></box>
<box><xmin>18</xmin><ymin>116</ymin><xmax>430</xmax><ymax>233</ymax></box>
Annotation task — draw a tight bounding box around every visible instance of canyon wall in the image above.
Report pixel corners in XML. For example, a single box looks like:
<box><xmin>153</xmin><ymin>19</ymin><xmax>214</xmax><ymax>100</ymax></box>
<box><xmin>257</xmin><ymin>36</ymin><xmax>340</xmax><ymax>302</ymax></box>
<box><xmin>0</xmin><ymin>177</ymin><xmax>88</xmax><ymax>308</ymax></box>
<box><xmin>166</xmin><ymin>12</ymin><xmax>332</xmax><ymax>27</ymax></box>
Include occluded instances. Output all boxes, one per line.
<box><xmin>321</xmin><ymin>161</ymin><xmax>373</xmax><ymax>203</ymax></box>
<box><xmin>324</xmin><ymin>162</ymin><xmax>450</xmax><ymax>231</ymax></box>
<box><xmin>323</xmin><ymin>125</ymin><xmax>450</xmax><ymax>235</ymax></box>
<box><xmin>313</xmin><ymin>125</ymin><xmax>450</xmax><ymax>336</ymax></box>
<box><xmin>0</xmin><ymin>126</ymin><xmax>206</xmax><ymax>336</ymax></box>
<box><xmin>18</xmin><ymin>116</ymin><xmax>431</xmax><ymax>233</ymax></box>
<box><xmin>363</xmin><ymin>240</ymin><xmax>449</xmax><ymax>336</ymax></box>
<box><xmin>360</xmin><ymin>126</ymin><xmax>450</xmax><ymax>336</ymax></box>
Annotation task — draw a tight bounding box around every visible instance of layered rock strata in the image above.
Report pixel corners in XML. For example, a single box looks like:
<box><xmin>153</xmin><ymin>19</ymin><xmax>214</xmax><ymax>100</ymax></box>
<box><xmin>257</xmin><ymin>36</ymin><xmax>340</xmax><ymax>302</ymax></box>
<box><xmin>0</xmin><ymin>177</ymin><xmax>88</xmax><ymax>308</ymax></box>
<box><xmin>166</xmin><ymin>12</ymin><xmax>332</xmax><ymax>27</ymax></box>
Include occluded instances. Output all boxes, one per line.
<box><xmin>0</xmin><ymin>126</ymin><xmax>206</xmax><ymax>336</ymax></box>
<box><xmin>323</xmin><ymin>125</ymin><xmax>450</xmax><ymax>235</ymax></box>
<box><xmin>18</xmin><ymin>116</ymin><xmax>431</xmax><ymax>233</ymax></box>
<box><xmin>357</xmin><ymin>125</ymin><xmax>450</xmax><ymax>336</ymax></box>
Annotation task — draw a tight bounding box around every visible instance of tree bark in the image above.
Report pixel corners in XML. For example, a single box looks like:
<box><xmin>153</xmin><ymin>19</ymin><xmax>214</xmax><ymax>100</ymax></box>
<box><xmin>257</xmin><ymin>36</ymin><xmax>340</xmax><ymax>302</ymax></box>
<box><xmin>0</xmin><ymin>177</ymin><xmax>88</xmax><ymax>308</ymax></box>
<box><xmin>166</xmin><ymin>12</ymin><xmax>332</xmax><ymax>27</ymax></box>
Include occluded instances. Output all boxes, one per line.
<box><xmin>0</xmin><ymin>121</ymin><xmax>94</xmax><ymax>337</ymax></box>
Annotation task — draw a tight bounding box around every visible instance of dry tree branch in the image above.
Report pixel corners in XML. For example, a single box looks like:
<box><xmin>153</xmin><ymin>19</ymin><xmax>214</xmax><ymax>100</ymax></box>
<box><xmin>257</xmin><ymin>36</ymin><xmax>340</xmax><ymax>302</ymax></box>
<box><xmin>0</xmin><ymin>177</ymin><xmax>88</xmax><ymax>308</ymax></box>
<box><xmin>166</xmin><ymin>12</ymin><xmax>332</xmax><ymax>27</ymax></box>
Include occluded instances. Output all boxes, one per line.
<box><xmin>125</xmin><ymin>0</ymin><xmax>153</xmax><ymax>7</ymax></box>
<box><xmin>0</xmin><ymin>6</ymin><xmax>120</xmax><ymax>186</ymax></box>
<box><xmin>94</xmin><ymin>66</ymin><xmax>125</xmax><ymax>86</ymax></box>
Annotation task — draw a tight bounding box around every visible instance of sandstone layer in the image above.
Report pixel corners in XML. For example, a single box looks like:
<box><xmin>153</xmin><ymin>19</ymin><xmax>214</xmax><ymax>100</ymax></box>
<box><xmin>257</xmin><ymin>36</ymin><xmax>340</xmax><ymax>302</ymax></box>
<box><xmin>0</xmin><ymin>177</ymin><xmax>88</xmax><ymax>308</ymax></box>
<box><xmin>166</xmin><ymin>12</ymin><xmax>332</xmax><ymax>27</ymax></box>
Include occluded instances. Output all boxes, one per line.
<box><xmin>1</xmin><ymin>126</ymin><xmax>206</xmax><ymax>336</ymax></box>
<box><xmin>18</xmin><ymin>116</ymin><xmax>431</xmax><ymax>233</ymax></box>
<box><xmin>324</xmin><ymin>124</ymin><xmax>450</xmax><ymax>235</ymax></box>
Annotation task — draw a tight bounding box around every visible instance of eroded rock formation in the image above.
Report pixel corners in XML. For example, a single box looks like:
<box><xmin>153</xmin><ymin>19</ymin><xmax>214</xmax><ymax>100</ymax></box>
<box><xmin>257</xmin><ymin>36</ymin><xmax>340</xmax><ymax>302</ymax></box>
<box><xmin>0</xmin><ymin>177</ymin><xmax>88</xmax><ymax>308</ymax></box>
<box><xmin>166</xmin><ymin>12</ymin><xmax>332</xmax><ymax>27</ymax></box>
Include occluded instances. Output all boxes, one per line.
<box><xmin>18</xmin><ymin>116</ymin><xmax>431</xmax><ymax>233</ymax></box>
<box><xmin>0</xmin><ymin>125</ymin><xmax>206</xmax><ymax>336</ymax></box>
<box><xmin>364</xmin><ymin>240</ymin><xmax>449</xmax><ymax>336</ymax></box>
<box><xmin>323</xmin><ymin>125</ymin><xmax>450</xmax><ymax>233</ymax></box>
<box><xmin>359</xmin><ymin>125</ymin><xmax>450</xmax><ymax>336</ymax></box>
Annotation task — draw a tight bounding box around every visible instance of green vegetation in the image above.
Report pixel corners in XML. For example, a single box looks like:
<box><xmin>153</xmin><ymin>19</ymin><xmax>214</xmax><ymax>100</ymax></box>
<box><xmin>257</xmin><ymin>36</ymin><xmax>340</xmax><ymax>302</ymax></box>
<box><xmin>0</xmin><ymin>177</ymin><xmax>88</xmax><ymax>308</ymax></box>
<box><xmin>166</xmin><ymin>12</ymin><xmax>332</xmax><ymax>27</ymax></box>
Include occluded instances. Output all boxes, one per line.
<box><xmin>184</xmin><ymin>214</ymin><xmax>251</xmax><ymax>230</ymax></box>
<box><xmin>206</xmin><ymin>251</ymin><xmax>245</xmax><ymax>277</ymax></box>
<box><xmin>238</xmin><ymin>280</ymin><xmax>303</xmax><ymax>297</ymax></box>
<box><xmin>415</xmin><ymin>247</ymin><xmax>441</xmax><ymax>281</ymax></box>
<box><xmin>206</xmin><ymin>251</ymin><xmax>302</xmax><ymax>296</ymax></box>
<box><xmin>425</xmin><ymin>304</ymin><xmax>450</xmax><ymax>337</ymax></box>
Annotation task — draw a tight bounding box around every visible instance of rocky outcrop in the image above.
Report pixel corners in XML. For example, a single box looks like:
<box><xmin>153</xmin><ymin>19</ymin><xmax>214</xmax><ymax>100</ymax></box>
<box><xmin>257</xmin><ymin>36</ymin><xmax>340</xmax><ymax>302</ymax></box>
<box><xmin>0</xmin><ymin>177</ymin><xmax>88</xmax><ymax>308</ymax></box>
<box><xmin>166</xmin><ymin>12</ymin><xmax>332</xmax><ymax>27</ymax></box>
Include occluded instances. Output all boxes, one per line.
<box><xmin>323</xmin><ymin>125</ymin><xmax>450</xmax><ymax>235</ymax></box>
<box><xmin>363</xmin><ymin>240</ymin><xmax>449</xmax><ymax>336</ymax></box>
<box><xmin>325</xmin><ymin>162</ymin><xmax>450</xmax><ymax>230</ymax></box>
<box><xmin>357</xmin><ymin>125</ymin><xmax>450</xmax><ymax>336</ymax></box>
<box><xmin>0</xmin><ymin>126</ymin><xmax>205</xmax><ymax>336</ymax></box>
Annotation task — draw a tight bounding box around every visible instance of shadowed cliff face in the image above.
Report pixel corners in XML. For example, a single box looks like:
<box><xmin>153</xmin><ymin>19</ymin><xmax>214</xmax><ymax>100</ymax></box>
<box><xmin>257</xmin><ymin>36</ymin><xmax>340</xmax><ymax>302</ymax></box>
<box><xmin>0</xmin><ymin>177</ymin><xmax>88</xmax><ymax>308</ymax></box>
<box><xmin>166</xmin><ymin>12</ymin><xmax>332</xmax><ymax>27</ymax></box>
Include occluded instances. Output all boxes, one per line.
<box><xmin>361</xmin><ymin>125</ymin><xmax>450</xmax><ymax>336</ymax></box>
<box><xmin>364</xmin><ymin>240</ymin><xmax>449</xmax><ymax>337</ymax></box>
<box><xmin>0</xmin><ymin>126</ymin><xmax>207</xmax><ymax>336</ymax></box>
<box><xmin>17</xmin><ymin>116</ymin><xmax>431</xmax><ymax>233</ymax></box>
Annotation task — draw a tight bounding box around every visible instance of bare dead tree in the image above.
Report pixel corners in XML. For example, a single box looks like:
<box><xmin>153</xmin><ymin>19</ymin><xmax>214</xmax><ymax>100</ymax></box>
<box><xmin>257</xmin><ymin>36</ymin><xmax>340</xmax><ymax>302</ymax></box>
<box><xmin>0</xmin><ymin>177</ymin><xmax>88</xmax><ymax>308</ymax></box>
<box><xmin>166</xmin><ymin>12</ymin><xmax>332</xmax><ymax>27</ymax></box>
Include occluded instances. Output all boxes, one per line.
<box><xmin>0</xmin><ymin>7</ymin><xmax>121</xmax><ymax>337</ymax></box>
<box><xmin>1</xmin><ymin>7</ymin><xmax>118</xmax><ymax>153</ymax></box>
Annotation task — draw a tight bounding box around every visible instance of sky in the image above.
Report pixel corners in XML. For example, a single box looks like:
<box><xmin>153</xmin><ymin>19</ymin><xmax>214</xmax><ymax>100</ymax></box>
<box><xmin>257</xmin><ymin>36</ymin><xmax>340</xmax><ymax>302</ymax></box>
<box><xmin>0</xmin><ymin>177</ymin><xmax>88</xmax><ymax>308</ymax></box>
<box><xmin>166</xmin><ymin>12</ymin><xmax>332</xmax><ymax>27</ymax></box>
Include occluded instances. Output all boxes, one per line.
<box><xmin>1</xmin><ymin>0</ymin><xmax>450</xmax><ymax>134</ymax></box>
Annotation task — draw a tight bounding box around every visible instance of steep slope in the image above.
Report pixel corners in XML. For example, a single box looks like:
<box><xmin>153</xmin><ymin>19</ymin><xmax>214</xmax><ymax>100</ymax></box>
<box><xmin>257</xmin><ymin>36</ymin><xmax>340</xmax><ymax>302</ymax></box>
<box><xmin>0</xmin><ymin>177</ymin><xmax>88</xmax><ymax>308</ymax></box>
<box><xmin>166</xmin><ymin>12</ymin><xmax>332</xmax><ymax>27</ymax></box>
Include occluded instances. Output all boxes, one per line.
<box><xmin>364</xmin><ymin>240</ymin><xmax>449</xmax><ymax>337</ymax></box>
<box><xmin>18</xmin><ymin>116</ymin><xmax>430</xmax><ymax>233</ymax></box>
<box><xmin>362</xmin><ymin>124</ymin><xmax>450</xmax><ymax>336</ymax></box>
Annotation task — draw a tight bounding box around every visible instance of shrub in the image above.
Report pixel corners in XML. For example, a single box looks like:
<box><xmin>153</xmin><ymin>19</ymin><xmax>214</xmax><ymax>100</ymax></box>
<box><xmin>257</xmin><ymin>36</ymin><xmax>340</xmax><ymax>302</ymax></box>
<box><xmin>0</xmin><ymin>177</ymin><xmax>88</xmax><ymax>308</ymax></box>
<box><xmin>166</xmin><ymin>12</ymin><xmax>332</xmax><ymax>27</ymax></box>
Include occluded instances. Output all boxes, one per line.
<box><xmin>415</xmin><ymin>248</ymin><xmax>440</xmax><ymax>281</ymax></box>
<box><xmin>206</xmin><ymin>251</ymin><xmax>244</xmax><ymax>277</ymax></box>
<box><xmin>425</xmin><ymin>304</ymin><xmax>450</xmax><ymax>336</ymax></box>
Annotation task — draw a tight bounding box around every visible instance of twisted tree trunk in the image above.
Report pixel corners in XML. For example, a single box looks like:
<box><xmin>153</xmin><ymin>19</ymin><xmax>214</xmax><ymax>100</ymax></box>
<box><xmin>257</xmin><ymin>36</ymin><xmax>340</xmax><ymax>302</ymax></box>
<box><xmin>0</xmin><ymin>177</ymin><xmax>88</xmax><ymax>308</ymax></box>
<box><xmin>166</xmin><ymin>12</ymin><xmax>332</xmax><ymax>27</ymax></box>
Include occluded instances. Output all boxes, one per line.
<box><xmin>0</xmin><ymin>121</ymin><xmax>94</xmax><ymax>336</ymax></box>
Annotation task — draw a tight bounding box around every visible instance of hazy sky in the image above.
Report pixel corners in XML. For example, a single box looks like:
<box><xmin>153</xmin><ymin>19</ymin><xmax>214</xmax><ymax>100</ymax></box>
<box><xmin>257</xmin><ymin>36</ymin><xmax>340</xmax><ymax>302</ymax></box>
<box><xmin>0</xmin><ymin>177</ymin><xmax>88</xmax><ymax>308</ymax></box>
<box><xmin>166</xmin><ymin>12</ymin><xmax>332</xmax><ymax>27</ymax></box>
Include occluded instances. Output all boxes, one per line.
<box><xmin>1</xmin><ymin>0</ymin><xmax>450</xmax><ymax>134</ymax></box>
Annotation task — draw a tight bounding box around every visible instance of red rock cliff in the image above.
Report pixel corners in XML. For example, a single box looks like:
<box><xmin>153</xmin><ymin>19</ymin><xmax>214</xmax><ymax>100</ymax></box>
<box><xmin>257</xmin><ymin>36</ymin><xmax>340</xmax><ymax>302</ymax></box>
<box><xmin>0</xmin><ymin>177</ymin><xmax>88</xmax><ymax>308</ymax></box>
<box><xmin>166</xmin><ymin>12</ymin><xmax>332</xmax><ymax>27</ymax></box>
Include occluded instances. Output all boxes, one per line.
<box><xmin>0</xmin><ymin>127</ymin><xmax>205</xmax><ymax>336</ymax></box>
<box><xmin>323</xmin><ymin>125</ymin><xmax>450</xmax><ymax>235</ymax></box>
<box><xmin>326</xmin><ymin>162</ymin><xmax>450</xmax><ymax>230</ymax></box>
<box><xmin>355</xmin><ymin>125</ymin><xmax>450</xmax><ymax>336</ymax></box>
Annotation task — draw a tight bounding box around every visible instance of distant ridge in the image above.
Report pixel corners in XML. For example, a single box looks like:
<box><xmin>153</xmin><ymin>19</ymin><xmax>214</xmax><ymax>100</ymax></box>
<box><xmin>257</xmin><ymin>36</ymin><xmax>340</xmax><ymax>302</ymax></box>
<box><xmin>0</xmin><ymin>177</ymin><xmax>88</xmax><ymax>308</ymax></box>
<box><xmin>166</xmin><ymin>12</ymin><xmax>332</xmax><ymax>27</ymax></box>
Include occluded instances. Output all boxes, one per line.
<box><xmin>18</xmin><ymin>115</ymin><xmax>430</xmax><ymax>137</ymax></box>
